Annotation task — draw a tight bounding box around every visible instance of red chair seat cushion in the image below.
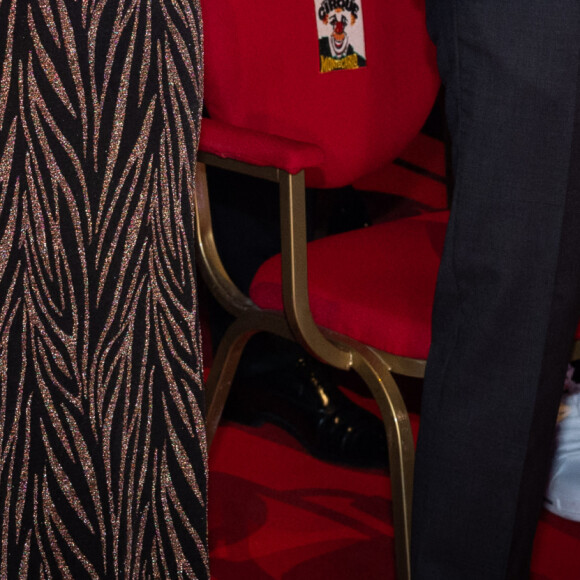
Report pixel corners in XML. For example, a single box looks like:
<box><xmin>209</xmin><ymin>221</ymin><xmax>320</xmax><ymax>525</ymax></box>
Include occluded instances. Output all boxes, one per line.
<box><xmin>250</xmin><ymin>211</ymin><xmax>449</xmax><ymax>360</ymax></box>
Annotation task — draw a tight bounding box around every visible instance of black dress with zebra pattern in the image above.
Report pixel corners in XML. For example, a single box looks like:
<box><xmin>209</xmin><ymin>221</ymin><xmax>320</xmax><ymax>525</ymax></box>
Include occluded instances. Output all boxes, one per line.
<box><xmin>0</xmin><ymin>1</ymin><xmax>207</xmax><ymax>577</ymax></box>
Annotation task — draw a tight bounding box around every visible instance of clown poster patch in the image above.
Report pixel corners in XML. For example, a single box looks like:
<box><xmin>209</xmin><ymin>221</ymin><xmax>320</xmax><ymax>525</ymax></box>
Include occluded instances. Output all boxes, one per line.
<box><xmin>315</xmin><ymin>0</ymin><xmax>367</xmax><ymax>73</ymax></box>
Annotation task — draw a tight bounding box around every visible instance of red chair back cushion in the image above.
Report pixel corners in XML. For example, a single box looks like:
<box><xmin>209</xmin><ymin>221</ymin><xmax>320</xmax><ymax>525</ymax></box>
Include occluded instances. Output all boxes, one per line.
<box><xmin>201</xmin><ymin>0</ymin><xmax>440</xmax><ymax>188</ymax></box>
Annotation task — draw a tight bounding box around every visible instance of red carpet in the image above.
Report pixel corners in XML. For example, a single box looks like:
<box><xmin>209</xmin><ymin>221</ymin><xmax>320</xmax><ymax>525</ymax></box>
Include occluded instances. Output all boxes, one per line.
<box><xmin>209</xmin><ymin>412</ymin><xmax>580</xmax><ymax>579</ymax></box>
<box><xmin>209</xmin><ymin>420</ymin><xmax>398</xmax><ymax>579</ymax></box>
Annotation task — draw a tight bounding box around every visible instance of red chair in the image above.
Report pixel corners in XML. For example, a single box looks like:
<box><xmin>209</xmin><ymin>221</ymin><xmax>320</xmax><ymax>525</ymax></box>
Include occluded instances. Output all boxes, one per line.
<box><xmin>353</xmin><ymin>131</ymin><xmax>449</xmax><ymax>210</ymax></box>
<box><xmin>195</xmin><ymin>1</ymin><xmax>441</xmax><ymax>578</ymax></box>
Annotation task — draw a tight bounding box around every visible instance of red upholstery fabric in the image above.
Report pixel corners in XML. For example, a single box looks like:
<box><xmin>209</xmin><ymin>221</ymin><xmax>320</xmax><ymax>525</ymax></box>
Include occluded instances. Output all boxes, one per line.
<box><xmin>201</xmin><ymin>0</ymin><xmax>440</xmax><ymax>189</ymax></box>
<box><xmin>395</xmin><ymin>131</ymin><xmax>447</xmax><ymax>178</ymax></box>
<box><xmin>250</xmin><ymin>211</ymin><xmax>449</xmax><ymax>360</ymax></box>
<box><xmin>354</xmin><ymin>163</ymin><xmax>448</xmax><ymax>209</ymax></box>
<box><xmin>199</xmin><ymin>118</ymin><xmax>325</xmax><ymax>175</ymax></box>
<box><xmin>353</xmin><ymin>133</ymin><xmax>448</xmax><ymax>209</ymax></box>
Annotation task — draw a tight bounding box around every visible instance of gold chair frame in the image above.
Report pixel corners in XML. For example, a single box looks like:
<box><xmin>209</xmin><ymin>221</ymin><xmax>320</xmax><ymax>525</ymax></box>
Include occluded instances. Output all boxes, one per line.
<box><xmin>195</xmin><ymin>152</ymin><xmax>427</xmax><ymax>580</ymax></box>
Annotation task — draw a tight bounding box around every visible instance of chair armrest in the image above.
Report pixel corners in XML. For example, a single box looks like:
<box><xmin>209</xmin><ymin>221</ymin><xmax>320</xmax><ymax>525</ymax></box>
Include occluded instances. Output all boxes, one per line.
<box><xmin>199</xmin><ymin>117</ymin><xmax>325</xmax><ymax>175</ymax></box>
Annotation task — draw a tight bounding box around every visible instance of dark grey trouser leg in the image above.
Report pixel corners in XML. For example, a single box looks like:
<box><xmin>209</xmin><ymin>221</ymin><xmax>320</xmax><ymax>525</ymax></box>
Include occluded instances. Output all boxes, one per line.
<box><xmin>412</xmin><ymin>2</ymin><xmax>580</xmax><ymax>578</ymax></box>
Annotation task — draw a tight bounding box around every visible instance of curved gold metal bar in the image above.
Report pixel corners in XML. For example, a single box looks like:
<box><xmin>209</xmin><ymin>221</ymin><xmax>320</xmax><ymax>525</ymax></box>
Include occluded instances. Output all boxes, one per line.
<box><xmin>349</xmin><ymin>346</ymin><xmax>414</xmax><ymax>580</ymax></box>
<box><xmin>307</xmin><ymin>327</ymin><xmax>416</xmax><ymax>580</ymax></box>
<box><xmin>279</xmin><ymin>170</ymin><xmax>353</xmax><ymax>371</ymax></box>
<box><xmin>194</xmin><ymin>161</ymin><xmax>255</xmax><ymax>318</ymax></box>
<box><xmin>205</xmin><ymin>307</ymin><xmax>297</xmax><ymax>445</ymax></box>
<box><xmin>376</xmin><ymin>351</ymin><xmax>427</xmax><ymax>379</ymax></box>
<box><xmin>313</xmin><ymin>325</ymin><xmax>427</xmax><ymax>380</ymax></box>
<box><xmin>198</xmin><ymin>151</ymin><xmax>281</xmax><ymax>183</ymax></box>
<box><xmin>205</xmin><ymin>322</ymin><xmax>256</xmax><ymax>446</ymax></box>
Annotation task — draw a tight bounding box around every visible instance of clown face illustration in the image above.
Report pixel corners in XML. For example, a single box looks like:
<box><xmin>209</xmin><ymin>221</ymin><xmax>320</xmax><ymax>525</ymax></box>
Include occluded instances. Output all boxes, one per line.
<box><xmin>327</xmin><ymin>9</ymin><xmax>352</xmax><ymax>58</ymax></box>
<box><xmin>315</xmin><ymin>0</ymin><xmax>366</xmax><ymax>73</ymax></box>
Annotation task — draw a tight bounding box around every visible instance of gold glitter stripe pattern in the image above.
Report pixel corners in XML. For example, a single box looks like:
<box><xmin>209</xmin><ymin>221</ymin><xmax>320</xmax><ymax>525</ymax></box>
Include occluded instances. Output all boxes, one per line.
<box><xmin>0</xmin><ymin>1</ymin><xmax>206</xmax><ymax>577</ymax></box>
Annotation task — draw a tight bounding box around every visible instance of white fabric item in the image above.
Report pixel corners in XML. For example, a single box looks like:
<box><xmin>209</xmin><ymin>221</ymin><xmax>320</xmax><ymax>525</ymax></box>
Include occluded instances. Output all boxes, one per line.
<box><xmin>545</xmin><ymin>365</ymin><xmax>580</xmax><ymax>521</ymax></box>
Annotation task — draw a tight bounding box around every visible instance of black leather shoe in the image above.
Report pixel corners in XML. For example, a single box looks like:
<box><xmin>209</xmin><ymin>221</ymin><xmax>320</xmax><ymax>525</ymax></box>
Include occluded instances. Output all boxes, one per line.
<box><xmin>223</xmin><ymin>356</ymin><xmax>389</xmax><ymax>469</ymax></box>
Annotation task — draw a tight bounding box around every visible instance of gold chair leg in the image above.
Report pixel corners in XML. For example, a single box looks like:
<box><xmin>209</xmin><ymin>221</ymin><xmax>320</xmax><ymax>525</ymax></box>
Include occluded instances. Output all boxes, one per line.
<box><xmin>351</xmin><ymin>348</ymin><xmax>414</xmax><ymax>580</ymax></box>
<box><xmin>205</xmin><ymin>320</ymin><xmax>257</xmax><ymax>446</ymax></box>
<box><xmin>205</xmin><ymin>310</ymin><xmax>298</xmax><ymax>446</ymax></box>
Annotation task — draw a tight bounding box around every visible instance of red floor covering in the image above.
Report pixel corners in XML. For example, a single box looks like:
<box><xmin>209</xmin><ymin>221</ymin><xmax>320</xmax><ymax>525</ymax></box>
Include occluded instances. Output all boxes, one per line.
<box><xmin>208</xmin><ymin>412</ymin><xmax>580</xmax><ymax>579</ymax></box>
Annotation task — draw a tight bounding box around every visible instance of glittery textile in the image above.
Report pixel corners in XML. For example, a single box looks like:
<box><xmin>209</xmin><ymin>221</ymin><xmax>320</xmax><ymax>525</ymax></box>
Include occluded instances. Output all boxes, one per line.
<box><xmin>0</xmin><ymin>0</ymin><xmax>207</xmax><ymax>577</ymax></box>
